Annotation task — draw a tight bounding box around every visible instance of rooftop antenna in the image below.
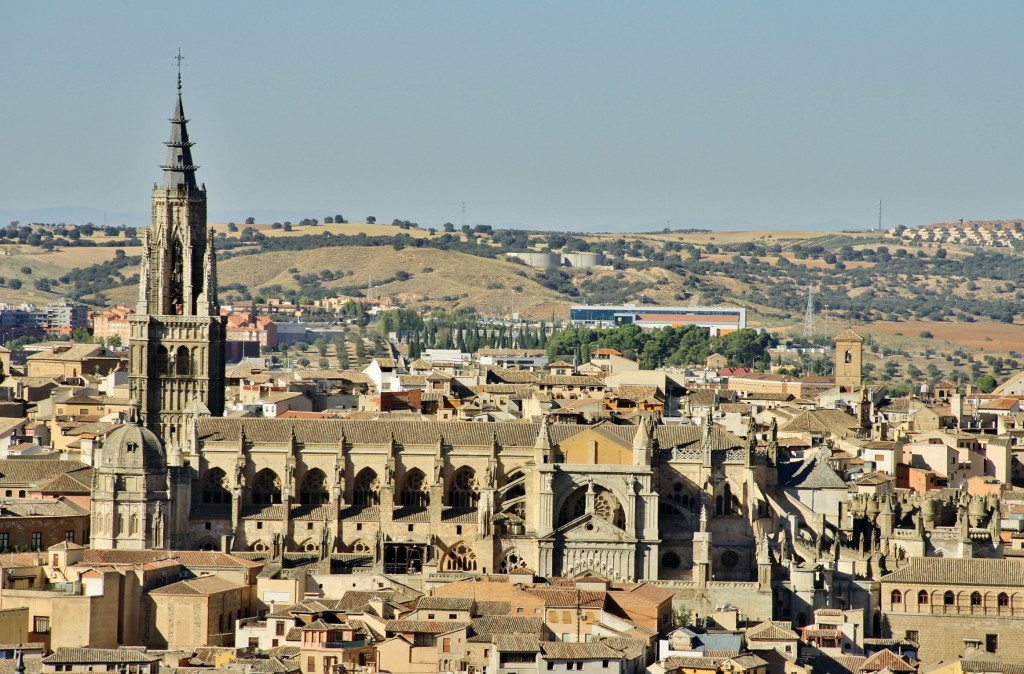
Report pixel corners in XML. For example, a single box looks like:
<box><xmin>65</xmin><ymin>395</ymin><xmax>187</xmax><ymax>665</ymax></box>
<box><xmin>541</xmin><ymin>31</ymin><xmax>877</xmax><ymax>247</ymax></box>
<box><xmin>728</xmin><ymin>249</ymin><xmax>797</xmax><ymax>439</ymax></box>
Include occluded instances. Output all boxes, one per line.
<box><xmin>878</xmin><ymin>199</ymin><xmax>883</xmax><ymax>231</ymax></box>
<box><xmin>802</xmin><ymin>284</ymin><xmax>816</xmax><ymax>338</ymax></box>
<box><xmin>462</xmin><ymin>201</ymin><xmax>466</xmax><ymax>229</ymax></box>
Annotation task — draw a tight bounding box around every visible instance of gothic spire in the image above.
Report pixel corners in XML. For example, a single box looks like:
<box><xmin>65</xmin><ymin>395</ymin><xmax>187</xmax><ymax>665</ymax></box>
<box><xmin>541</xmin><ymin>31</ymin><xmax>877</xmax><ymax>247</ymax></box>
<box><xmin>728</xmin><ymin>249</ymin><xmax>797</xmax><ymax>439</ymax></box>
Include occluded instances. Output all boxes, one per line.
<box><xmin>160</xmin><ymin>62</ymin><xmax>199</xmax><ymax>191</ymax></box>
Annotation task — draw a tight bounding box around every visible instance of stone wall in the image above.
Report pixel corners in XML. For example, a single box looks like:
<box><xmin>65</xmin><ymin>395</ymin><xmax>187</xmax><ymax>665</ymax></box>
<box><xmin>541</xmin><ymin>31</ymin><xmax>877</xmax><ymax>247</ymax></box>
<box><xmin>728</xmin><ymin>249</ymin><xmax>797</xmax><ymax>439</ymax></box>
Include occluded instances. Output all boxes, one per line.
<box><xmin>653</xmin><ymin>581</ymin><xmax>773</xmax><ymax>623</ymax></box>
<box><xmin>885</xmin><ymin>613</ymin><xmax>1023</xmax><ymax>664</ymax></box>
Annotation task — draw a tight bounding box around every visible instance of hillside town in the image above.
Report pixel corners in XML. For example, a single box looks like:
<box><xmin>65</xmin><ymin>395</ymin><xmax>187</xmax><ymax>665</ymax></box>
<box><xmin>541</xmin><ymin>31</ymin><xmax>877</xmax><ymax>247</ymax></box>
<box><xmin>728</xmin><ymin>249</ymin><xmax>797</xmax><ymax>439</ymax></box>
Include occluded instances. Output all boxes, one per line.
<box><xmin>1</xmin><ymin>68</ymin><xmax>1023</xmax><ymax>674</ymax></box>
<box><xmin>892</xmin><ymin>219</ymin><xmax>1024</xmax><ymax>249</ymax></box>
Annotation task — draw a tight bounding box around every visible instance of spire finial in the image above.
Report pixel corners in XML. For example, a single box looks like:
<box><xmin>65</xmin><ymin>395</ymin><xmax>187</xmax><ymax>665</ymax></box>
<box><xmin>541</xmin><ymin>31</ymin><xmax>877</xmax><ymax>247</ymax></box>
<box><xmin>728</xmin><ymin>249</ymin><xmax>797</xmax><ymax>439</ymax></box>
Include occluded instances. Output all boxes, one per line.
<box><xmin>175</xmin><ymin>48</ymin><xmax>185</xmax><ymax>92</ymax></box>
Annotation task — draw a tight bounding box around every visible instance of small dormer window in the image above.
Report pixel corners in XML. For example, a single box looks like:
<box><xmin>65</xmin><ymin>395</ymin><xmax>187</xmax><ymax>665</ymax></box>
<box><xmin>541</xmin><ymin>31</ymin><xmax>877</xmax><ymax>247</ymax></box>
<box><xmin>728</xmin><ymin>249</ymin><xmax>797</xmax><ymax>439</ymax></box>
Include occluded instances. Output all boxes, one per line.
<box><xmin>127</xmin><ymin>442</ymin><xmax>138</xmax><ymax>453</ymax></box>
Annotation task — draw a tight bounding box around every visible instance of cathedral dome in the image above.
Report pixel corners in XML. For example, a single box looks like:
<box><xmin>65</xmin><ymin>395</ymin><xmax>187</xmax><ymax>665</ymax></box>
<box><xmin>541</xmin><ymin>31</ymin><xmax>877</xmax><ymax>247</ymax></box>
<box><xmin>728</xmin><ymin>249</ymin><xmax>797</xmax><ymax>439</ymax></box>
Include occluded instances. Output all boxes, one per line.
<box><xmin>97</xmin><ymin>423</ymin><xmax>166</xmax><ymax>473</ymax></box>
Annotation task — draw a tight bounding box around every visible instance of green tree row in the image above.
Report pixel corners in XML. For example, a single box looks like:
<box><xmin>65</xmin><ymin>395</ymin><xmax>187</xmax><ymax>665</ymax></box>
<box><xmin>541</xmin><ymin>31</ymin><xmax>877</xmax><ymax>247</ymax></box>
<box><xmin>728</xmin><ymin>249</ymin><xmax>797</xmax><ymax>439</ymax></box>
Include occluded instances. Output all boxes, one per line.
<box><xmin>546</xmin><ymin>324</ymin><xmax>776</xmax><ymax>370</ymax></box>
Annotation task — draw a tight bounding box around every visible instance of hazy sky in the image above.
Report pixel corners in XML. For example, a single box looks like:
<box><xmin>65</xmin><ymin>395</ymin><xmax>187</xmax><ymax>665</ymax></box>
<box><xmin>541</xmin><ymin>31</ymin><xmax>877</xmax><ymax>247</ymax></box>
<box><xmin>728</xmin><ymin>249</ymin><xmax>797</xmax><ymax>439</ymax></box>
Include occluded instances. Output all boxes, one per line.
<box><xmin>4</xmin><ymin>2</ymin><xmax>1024</xmax><ymax>232</ymax></box>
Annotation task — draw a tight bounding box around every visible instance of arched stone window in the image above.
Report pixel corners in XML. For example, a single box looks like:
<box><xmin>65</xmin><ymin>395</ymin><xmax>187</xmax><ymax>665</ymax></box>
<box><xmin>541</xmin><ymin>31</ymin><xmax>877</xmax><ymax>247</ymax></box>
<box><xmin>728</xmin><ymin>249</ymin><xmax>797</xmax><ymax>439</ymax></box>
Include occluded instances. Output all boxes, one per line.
<box><xmin>918</xmin><ymin>590</ymin><xmax>928</xmax><ymax>605</ymax></box>
<box><xmin>971</xmin><ymin>592</ymin><xmax>982</xmax><ymax>607</ymax></box>
<box><xmin>300</xmin><ymin>469</ymin><xmax>329</xmax><ymax>505</ymax></box>
<box><xmin>662</xmin><ymin>552</ymin><xmax>682</xmax><ymax>569</ymax></box>
<box><xmin>252</xmin><ymin>469</ymin><xmax>282</xmax><ymax>505</ymax></box>
<box><xmin>251</xmin><ymin>541</ymin><xmax>270</xmax><ymax>552</ymax></box>
<box><xmin>447</xmin><ymin>467</ymin><xmax>480</xmax><ymax>508</ymax></box>
<box><xmin>116</xmin><ymin>513</ymin><xmax>124</xmax><ymax>534</ymax></box>
<box><xmin>196</xmin><ymin>539</ymin><xmax>217</xmax><ymax>551</ymax></box>
<box><xmin>499</xmin><ymin>548</ymin><xmax>528</xmax><ymax>574</ymax></box>
<box><xmin>715</xmin><ymin>482</ymin><xmax>740</xmax><ymax>517</ymax></box>
<box><xmin>175</xmin><ymin>346</ymin><xmax>190</xmax><ymax>375</ymax></box>
<box><xmin>891</xmin><ymin>590</ymin><xmax>902</xmax><ymax>604</ymax></box>
<box><xmin>399</xmin><ymin>469</ymin><xmax>429</xmax><ymax>508</ymax></box>
<box><xmin>998</xmin><ymin>592</ymin><xmax>1010</xmax><ymax>608</ymax></box>
<box><xmin>202</xmin><ymin>468</ymin><xmax>230</xmax><ymax>504</ymax></box>
<box><xmin>669</xmin><ymin>481</ymin><xmax>695</xmax><ymax>509</ymax></box>
<box><xmin>944</xmin><ymin>591</ymin><xmax>955</xmax><ymax>606</ymax></box>
<box><xmin>156</xmin><ymin>346</ymin><xmax>169</xmax><ymax>376</ymax></box>
<box><xmin>301</xmin><ymin>539</ymin><xmax>320</xmax><ymax>553</ymax></box>
<box><xmin>558</xmin><ymin>485</ymin><xmax>626</xmax><ymax>529</ymax></box>
<box><xmin>443</xmin><ymin>541</ymin><xmax>478</xmax><ymax>572</ymax></box>
<box><xmin>353</xmin><ymin>469</ymin><xmax>380</xmax><ymax>506</ymax></box>
<box><xmin>351</xmin><ymin>540</ymin><xmax>372</xmax><ymax>554</ymax></box>
<box><xmin>130</xmin><ymin>514</ymin><xmax>139</xmax><ymax>535</ymax></box>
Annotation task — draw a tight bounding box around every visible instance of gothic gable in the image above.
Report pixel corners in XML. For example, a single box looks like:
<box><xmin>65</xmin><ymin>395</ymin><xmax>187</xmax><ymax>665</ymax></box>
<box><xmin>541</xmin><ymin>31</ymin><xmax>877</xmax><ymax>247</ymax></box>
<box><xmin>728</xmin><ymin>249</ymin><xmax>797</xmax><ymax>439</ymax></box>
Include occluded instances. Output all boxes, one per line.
<box><xmin>558</xmin><ymin>425</ymin><xmax>633</xmax><ymax>465</ymax></box>
<box><xmin>543</xmin><ymin>512</ymin><xmax>637</xmax><ymax>543</ymax></box>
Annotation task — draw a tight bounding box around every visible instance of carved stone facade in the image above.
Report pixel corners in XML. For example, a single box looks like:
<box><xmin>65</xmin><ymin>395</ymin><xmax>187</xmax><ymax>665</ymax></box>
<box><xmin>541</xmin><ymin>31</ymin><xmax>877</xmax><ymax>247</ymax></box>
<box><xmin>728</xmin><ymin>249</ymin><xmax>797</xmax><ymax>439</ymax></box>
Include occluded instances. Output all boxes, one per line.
<box><xmin>128</xmin><ymin>74</ymin><xmax>226</xmax><ymax>454</ymax></box>
<box><xmin>181</xmin><ymin>416</ymin><xmax>778</xmax><ymax>584</ymax></box>
<box><xmin>90</xmin><ymin>424</ymin><xmax>170</xmax><ymax>550</ymax></box>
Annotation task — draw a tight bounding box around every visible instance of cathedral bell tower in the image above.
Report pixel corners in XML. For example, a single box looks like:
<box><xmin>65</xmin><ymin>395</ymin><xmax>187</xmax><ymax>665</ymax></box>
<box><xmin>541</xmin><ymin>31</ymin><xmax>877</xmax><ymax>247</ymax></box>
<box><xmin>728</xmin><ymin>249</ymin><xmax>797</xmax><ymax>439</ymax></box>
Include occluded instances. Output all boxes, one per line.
<box><xmin>834</xmin><ymin>328</ymin><xmax>864</xmax><ymax>391</ymax></box>
<box><xmin>128</xmin><ymin>70</ymin><xmax>226</xmax><ymax>456</ymax></box>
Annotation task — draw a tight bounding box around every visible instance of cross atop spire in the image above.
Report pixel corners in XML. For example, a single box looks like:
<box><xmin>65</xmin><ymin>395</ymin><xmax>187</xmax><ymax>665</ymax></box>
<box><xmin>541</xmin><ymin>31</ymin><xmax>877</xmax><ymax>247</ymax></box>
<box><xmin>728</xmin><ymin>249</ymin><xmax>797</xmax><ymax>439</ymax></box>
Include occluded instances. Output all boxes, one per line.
<box><xmin>175</xmin><ymin>48</ymin><xmax>185</xmax><ymax>90</ymax></box>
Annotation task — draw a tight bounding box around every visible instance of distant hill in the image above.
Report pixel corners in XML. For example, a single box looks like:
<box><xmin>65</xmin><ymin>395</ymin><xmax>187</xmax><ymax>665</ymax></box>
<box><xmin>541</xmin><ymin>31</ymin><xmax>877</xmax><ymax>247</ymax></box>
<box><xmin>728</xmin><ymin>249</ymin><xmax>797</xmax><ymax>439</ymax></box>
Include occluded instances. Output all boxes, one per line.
<box><xmin>3</xmin><ymin>219</ymin><xmax>1024</xmax><ymax>344</ymax></box>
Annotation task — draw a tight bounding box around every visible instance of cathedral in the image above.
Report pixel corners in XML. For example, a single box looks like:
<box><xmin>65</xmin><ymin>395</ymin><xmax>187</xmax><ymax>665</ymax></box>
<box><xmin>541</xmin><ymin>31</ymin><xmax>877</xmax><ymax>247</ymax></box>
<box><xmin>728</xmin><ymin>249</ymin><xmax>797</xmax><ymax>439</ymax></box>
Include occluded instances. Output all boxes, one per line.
<box><xmin>91</xmin><ymin>75</ymin><xmax>783</xmax><ymax>588</ymax></box>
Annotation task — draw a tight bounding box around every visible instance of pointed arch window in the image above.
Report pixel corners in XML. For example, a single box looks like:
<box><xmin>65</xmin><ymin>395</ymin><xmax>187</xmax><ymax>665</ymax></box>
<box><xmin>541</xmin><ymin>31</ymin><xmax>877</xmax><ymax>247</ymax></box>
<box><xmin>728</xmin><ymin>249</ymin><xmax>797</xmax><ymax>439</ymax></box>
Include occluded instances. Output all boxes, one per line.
<box><xmin>399</xmin><ymin>469</ymin><xmax>429</xmax><ymax>508</ymax></box>
<box><xmin>498</xmin><ymin>548</ymin><xmax>528</xmax><ymax>574</ymax></box>
<box><xmin>715</xmin><ymin>482</ymin><xmax>741</xmax><ymax>517</ymax></box>
<box><xmin>300</xmin><ymin>469</ymin><xmax>329</xmax><ymax>505</ymax></box>
<box><xmin>558</xmin><ymin>486</ymin><xmax>625</xmax><ymax>529</ymax></box>
<box><xmin>353</xmin><ymin>469</ymin><xmax>380</xmax><ymax>507</ymax></box>
<box><xmin>252</xmin><ymin>469</ymin><xmax>282</xmax><ymax>505</ymax></box>
<box><xmin>201</xmin><ymin>468</ymin><xmax>230</xmax><ymax>504</ymax></box>
<box><xmin>443</xmin><ymin>542</ymin><xmax>478</xmax><ymax>572</ymax></box>
<box><xmin>918</xmin><ymin>590</ymin><xmax>928</xmax><ymax>605</ymax></box>
<box><xmin>447</xmin><ymin>467</ymin><xmax>480</xmax><ymax>508</ymax></box>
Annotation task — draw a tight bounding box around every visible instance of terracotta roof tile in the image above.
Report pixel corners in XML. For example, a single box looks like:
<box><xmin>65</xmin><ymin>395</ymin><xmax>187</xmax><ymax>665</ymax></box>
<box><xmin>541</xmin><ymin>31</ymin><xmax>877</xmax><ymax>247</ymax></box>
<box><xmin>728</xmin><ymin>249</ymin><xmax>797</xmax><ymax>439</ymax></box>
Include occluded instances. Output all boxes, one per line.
<box><xmin>148</xmin><ymin>575</ymin><xmax>244</xmax><ymax>596</ymax></box>
<box><xmin>43</xmin><ymin>649</ymin><xmax>159</xmax><ymax>665</ymax></box>
<box><xmin>541</xmin><ymin>642</ymin><xmax>622</xmax><ymax>660</ymax></box>
<box><xmin>859</xmin><ymin>649</ymin><xmax>915</xmax><ymax>672</ymax></box>
<box><xmin>744</xmin><ymin>620</ymin><xmax>799</xmax><ymax>641</ymax></box>
<box><xmin>416</xmin><ymin>596</ymin><xmax>474</xmax><ymax>612</ymax></box>
<box><xmin>384</xmin><ymin>620</ymin><xmax>469</xmax><ymax>634</ymax></box>
<box><xmin>880</xmin><ymin>558</ymin><xmax>1024</xmax><ymax>587</ymax></box>
<box><xmin>493</xmin><ymin>635</ymin><xmax>540</xmax><ymax>653</ymax></box>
